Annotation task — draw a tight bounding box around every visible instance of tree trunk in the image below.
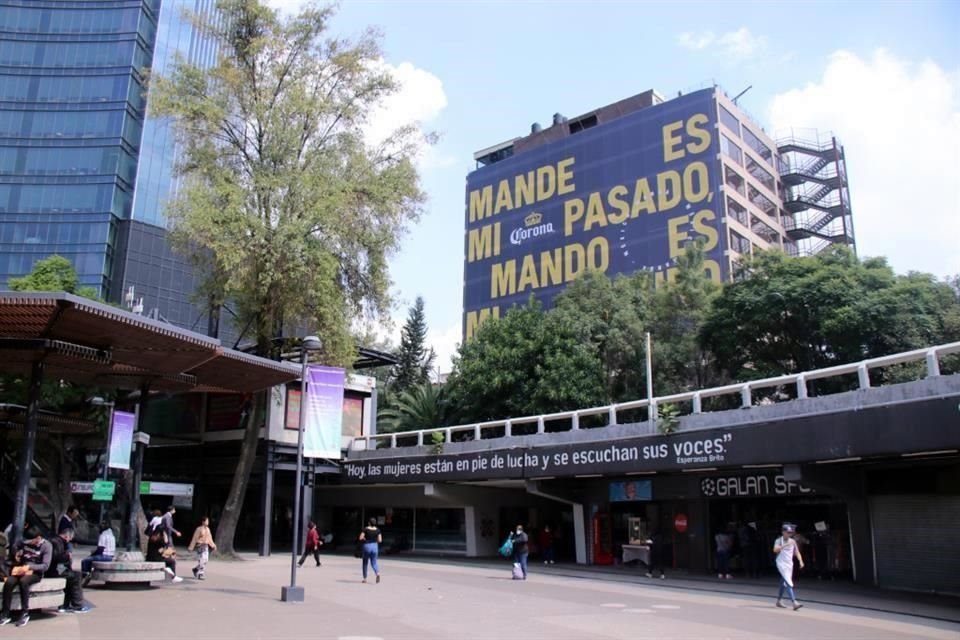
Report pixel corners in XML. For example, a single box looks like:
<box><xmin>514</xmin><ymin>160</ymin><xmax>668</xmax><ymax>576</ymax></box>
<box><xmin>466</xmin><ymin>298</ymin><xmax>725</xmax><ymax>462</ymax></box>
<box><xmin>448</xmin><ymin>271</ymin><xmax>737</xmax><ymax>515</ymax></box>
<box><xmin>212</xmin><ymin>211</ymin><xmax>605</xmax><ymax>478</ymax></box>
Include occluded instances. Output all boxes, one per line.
<box><xmin>214</xmin><ymin>393</ymin><xmax>262</xmax><ymax>558</ymax></box>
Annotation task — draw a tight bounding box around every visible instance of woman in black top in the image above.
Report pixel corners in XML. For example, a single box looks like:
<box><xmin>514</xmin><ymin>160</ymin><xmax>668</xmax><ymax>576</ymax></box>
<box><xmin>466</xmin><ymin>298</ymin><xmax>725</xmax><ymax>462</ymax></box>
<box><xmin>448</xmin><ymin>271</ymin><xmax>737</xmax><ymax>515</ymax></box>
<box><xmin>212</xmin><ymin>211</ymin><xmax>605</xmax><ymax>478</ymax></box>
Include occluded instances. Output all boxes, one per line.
<box><xmin>358</xmin><ymin>518</ymin><xmax>382</xmax><ymax>583</ymax></box>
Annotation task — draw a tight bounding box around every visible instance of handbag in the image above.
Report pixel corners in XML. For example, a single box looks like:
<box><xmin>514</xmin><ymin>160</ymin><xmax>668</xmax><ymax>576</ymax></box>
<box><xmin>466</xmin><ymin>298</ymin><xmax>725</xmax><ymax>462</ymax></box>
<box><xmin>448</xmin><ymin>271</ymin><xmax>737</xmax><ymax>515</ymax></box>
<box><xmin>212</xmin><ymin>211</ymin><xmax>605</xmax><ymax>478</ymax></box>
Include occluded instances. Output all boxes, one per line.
<box><xmin>499</xmin><ymin>537</ymin><xmax>514</xmax><ymax>557</ymax></box>
<box><xmin>354</xmin><ymin>541</ymin><xmax>363</xmax><ymax>559</ymax></box>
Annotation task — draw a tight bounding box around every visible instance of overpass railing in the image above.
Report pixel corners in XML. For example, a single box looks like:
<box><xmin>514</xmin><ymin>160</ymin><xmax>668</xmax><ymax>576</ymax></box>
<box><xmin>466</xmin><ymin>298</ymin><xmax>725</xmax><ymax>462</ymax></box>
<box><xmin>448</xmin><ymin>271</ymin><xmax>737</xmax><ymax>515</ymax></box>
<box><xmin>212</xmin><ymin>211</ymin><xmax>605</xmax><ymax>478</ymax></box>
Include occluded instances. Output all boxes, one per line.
<box><xmin>353</xmin><ymin>341</ymin><xmax>960</xmax><ymax>451</ymax></box>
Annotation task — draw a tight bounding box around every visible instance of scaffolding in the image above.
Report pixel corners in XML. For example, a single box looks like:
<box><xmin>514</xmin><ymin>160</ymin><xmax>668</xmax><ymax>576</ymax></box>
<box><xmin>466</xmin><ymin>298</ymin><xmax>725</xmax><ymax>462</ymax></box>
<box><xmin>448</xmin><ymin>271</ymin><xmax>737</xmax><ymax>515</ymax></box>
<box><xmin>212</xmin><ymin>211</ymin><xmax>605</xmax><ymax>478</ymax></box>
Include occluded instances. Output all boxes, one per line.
<box><xmin>777</xmin><ymin>131</ymin><xmax>856</xmax><ymax>256</ymax></box>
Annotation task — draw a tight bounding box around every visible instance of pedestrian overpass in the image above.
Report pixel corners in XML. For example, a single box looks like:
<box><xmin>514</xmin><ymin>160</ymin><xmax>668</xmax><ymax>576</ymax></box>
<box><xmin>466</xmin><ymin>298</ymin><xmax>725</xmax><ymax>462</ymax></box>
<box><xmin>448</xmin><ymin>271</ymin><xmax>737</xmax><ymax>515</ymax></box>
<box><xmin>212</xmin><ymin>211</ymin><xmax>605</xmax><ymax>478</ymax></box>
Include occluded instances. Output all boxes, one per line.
<box><xmin>329</xmin><ymin>342</ymin><xmax>960</xmax><ymax>594</ymax></box>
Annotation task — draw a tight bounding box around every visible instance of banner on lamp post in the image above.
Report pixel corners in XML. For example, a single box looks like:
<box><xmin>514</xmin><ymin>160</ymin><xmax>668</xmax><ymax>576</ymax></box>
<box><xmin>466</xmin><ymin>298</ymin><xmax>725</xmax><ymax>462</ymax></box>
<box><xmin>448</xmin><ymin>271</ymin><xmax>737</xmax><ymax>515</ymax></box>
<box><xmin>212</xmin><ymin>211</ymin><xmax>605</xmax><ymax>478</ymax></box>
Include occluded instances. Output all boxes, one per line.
<box><xmin>303</xmin><ymin>366</ymin><xmax>346</xmax><ymax>459</ymax></box>
<box><xmin>107</xmin><ymin>410</ymin><xmax>136</xmax><ymax>470</ymax></box>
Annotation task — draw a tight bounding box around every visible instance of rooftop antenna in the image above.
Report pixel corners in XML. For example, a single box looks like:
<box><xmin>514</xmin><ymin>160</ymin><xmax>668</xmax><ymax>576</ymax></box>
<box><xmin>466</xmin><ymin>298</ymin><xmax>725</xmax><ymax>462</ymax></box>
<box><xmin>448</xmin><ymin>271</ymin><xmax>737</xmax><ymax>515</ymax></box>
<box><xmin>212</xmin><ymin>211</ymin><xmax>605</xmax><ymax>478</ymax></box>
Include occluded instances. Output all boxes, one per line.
<box><xmin>732</xmin><ymin>85</ymin><xmax>753</xmax><ymax>105</ymax></box>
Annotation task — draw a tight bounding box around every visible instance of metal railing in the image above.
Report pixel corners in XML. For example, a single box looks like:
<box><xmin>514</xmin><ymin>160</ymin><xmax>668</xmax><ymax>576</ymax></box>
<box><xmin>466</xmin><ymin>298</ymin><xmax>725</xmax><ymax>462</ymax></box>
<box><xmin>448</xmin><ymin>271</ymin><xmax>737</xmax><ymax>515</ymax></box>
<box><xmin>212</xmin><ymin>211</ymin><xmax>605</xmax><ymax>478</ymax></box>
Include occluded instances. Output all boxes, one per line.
<box><xmin>353</xmin><ymin>341</ymin><xmax>960</xmax><ymax>451</ymax></box>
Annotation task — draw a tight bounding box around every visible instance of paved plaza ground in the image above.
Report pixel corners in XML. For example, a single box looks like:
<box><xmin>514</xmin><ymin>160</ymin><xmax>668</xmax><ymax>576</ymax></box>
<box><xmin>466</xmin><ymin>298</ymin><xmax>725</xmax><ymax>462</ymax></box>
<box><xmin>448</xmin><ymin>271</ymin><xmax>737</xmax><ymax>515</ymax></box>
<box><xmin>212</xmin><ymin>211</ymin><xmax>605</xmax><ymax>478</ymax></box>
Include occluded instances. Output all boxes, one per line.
<box><xmin>9</xmin><ymin>553</ymin><xmax>960</xmax><ymax>639</ymax></box>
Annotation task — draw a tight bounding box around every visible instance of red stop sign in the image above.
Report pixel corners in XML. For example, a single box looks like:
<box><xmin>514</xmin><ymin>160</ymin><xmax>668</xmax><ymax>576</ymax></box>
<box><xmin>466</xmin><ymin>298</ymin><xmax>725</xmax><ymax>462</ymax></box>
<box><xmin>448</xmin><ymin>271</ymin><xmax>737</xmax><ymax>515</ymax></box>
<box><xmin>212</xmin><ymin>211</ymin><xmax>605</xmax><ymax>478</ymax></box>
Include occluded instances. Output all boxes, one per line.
<box><xmin>674</xmin><ymin>513</ymin><xmax>688</xmax><ymax>533</ymax></box>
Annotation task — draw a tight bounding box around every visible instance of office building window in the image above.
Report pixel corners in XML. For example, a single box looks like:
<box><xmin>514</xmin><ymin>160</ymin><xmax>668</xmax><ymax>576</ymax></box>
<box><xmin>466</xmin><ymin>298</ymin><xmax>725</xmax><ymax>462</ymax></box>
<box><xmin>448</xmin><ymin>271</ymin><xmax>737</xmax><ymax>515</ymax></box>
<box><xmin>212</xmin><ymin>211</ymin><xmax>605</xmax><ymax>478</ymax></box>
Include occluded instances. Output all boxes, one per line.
<box><xmin>724</xmin><ymin>166</ymin><xmax>746</xmax><ymax>196</ymax></box>
<box><xmin>751</xmin><ymin>215</ymin><xmax>779</xmax><ymax>244</ymax></box>
<box><xmin>745</xmin><ymin>154</ymin><xmax>776</xmax><ymax>193</ymax></box>
<box><xmin>720</xmin><ymin>134</ymin><xmax>742</xmax><ymax>166</ymax></box>
<box><xmin>742</xmin><ymin>126</ymin><xmax>773</xmax><ymax>164</ymax></box>
<box><xmin>719</xmin><ymin>105</ymin><xmax>740</xmax><ymax>136</ymax></box>
<box><xmin>726</xmin><ymin>197</ymin><xmax>749</xmax><ymax>227</ymax></box>
<box><xmin>729</xmin><ymin>230</ymin><xmax>751</xmax><ymax>255</ymax></box>
<box><xmin>748</xmin><ymin>185</ymin><xmax>778</xmax><ymax>219</ymax></box>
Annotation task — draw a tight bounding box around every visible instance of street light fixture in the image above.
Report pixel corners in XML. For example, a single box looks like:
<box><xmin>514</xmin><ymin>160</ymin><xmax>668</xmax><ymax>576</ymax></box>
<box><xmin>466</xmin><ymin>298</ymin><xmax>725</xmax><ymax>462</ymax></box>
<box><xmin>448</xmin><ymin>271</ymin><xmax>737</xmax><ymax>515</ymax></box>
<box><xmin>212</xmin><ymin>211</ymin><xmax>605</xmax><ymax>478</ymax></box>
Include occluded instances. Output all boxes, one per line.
<box><xmin>281</xmin><ymin>335</ymin><xmax>322</xmax><ymax>603</ymax></box>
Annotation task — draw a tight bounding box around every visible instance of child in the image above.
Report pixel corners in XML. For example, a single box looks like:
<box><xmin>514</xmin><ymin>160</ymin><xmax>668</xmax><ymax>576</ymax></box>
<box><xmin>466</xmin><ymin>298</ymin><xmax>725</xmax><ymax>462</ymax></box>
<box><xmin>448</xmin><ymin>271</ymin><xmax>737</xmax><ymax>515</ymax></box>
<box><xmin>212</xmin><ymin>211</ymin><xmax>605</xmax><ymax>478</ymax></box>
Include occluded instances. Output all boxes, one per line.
<box><xmin>187</xmin><ymin>516</ymin><xmax>217</xmax><ymax>580</ymax></box>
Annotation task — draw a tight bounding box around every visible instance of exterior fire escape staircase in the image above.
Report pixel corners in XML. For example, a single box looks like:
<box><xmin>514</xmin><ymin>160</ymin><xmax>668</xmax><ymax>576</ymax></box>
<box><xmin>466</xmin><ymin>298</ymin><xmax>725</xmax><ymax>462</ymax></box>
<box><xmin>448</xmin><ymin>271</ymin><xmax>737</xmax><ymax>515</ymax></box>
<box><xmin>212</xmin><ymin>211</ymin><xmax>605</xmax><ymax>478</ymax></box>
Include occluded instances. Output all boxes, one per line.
<box><xmin>777</xmin><ymin>135</ymin><xmax>856</xmax><ymax>256</ymax></box>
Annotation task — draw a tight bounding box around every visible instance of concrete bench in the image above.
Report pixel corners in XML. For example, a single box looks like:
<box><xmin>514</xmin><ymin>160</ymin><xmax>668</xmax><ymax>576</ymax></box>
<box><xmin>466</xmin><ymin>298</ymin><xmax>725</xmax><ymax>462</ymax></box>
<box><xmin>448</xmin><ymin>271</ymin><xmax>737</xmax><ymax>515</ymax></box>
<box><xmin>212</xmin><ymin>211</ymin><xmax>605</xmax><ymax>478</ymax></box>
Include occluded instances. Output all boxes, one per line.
<box><xmin>8</xmin><ymin>577</ymin><xmax>66</xmax><ymax>612</ymax></box>
<box><xmin>91</xmin><ymin>551</ymin><xmax>167</xmax><ymax>586</ymax></box>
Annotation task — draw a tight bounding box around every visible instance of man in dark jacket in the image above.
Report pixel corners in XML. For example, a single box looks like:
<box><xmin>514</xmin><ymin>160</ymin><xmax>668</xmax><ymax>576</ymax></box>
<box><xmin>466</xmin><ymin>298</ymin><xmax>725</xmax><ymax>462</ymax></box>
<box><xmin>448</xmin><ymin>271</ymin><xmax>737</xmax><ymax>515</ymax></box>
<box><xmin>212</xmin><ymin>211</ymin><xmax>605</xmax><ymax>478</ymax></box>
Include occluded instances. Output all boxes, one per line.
<box><xmin>0</xmin><ymin>527</ymin><xmax>52</xmax><ymax>628</ymax></box>
<box><xmin>47</xmin><ymin>528</ymin><xmax>89</xmax><ymax>614</ymax></box>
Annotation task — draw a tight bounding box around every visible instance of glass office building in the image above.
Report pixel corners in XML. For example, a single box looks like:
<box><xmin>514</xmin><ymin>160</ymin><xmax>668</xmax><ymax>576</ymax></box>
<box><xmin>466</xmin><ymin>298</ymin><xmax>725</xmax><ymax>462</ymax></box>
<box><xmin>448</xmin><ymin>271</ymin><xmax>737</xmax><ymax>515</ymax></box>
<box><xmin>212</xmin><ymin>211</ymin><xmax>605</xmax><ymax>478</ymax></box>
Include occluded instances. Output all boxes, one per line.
<box><xmin>0</xmin><ymin>0</ymin><xmax>221</xmax><ymax>332</ymax></box>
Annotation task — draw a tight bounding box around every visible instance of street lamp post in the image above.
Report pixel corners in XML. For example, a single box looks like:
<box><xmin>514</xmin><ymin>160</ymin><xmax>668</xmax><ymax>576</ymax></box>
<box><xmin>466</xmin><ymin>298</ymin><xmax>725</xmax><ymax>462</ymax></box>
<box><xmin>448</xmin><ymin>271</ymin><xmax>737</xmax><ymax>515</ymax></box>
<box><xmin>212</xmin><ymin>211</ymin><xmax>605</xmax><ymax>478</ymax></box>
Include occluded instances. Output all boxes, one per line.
<box><xmin>90</xmin><ymin>397</ymin><xmax>115</xmax><ymax>526</ymax></box>
<box><xmin>281</xmin><ymin>335</ymin><xmax>321</xmax><ymax>603</ymax></box>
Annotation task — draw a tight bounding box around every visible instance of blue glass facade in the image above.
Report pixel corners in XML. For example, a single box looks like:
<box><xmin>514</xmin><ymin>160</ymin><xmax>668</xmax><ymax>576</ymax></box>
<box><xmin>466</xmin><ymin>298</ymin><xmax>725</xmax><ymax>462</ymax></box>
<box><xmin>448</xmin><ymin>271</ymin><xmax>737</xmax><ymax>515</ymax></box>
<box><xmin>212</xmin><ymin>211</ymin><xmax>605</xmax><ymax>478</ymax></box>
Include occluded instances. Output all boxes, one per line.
<box><xmin>0</xmin><ymin>0</ymin><xmax>225</xmax><ymax>336</ymax></box>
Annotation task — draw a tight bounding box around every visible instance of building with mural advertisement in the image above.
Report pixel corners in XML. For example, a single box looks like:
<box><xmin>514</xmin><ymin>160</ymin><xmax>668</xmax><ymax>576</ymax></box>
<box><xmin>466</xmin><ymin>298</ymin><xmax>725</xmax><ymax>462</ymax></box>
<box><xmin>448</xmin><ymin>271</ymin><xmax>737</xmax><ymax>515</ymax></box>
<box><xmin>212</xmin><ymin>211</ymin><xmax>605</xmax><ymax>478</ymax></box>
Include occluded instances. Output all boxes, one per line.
<box><xmin>462</xmin><ymin>86</ymin><xmax>855</xmax><ymax>339</ymax></box>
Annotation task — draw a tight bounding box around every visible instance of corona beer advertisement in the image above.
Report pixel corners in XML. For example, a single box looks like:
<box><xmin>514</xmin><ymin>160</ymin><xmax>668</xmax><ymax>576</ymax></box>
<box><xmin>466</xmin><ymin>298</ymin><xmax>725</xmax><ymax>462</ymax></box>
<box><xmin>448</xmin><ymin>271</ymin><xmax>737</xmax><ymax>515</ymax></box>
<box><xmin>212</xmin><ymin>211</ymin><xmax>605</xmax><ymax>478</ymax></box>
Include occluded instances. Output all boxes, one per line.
<box><xmin>463</xmin><ymin>89</ymin><xmax>726</xmax><ymax>339</ymax></box>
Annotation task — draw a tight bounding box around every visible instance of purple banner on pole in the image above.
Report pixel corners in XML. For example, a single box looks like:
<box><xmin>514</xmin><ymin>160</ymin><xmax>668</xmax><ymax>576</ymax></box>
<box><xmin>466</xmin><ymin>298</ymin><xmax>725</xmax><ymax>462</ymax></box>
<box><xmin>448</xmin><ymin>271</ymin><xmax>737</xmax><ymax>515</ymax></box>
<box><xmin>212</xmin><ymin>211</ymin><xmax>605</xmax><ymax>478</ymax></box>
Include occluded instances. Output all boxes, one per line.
<box><xmin>303</xmin><ymin>366</ymin><xmax>346</xmax><ymax>459</ymax></box>
<box><xmin>108</xmin><ymin>410</ymin><xmax>136</xmax><ymax>470</ymax></box>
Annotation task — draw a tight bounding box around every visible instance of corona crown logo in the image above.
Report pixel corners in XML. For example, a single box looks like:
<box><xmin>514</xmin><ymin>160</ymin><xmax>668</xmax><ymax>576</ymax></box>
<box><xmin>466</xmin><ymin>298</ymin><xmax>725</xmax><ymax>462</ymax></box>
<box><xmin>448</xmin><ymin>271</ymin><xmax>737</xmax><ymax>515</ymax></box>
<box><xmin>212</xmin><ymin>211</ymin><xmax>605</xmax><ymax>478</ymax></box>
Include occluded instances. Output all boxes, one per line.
<box><xmin>524</xmin><ymin>212</ymin><xmax>543</xmax><ymax>227</ymax></box>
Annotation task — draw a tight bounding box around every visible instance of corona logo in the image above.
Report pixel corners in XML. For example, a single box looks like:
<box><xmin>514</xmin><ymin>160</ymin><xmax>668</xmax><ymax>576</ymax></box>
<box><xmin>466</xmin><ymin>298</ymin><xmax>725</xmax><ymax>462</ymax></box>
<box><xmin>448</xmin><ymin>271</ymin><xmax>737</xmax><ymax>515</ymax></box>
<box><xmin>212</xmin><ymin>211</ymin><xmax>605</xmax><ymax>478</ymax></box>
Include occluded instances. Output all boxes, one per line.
<box><xmin>510</xmin><ymin>212</ymin><xmax>555</xmax><ymax>246</ymax></box>
<box><xmin>524</xmin><ymin>212</ymin><xmax>543</xmax><ymax>227</ymax></box>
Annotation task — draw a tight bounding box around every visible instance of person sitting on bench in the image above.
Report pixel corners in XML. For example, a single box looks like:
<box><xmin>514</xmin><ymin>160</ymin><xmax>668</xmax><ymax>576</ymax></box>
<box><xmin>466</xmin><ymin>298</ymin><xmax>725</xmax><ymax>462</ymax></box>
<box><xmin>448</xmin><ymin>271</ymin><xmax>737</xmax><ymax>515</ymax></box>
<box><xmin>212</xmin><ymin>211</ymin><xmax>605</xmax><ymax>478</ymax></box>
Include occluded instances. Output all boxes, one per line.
<box><xmin>0</xmin><ymin>527</ymin><xmax>52</xmax><ymax>628</ymax></box>
<box><xmin>81</xmin><ymin>522</ymin><xmax>116</xmax><ymax>586</ymax></box>
<box><xmin>47</xmin><ymin>528</ymin><xmax>90</xmax><ymax>614</ymax></box>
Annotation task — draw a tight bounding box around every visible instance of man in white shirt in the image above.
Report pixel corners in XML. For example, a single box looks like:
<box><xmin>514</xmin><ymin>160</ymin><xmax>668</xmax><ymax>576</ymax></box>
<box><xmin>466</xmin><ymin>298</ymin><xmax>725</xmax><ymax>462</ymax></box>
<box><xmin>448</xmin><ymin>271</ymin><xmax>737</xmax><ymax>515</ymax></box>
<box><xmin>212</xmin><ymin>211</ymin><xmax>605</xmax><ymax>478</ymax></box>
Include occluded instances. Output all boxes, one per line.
<box><xmin>80</xmin><ymin>523</ymin><xmax>116</xmax><ymax>586</ymax></box>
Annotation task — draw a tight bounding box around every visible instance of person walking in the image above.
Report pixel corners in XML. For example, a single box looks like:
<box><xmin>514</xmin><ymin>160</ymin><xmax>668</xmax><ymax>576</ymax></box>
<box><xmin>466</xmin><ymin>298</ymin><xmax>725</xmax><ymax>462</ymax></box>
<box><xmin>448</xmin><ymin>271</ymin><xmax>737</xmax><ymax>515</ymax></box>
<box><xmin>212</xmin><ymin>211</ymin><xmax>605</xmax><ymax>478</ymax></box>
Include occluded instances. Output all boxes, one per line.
<box><xmin>774</xmin><ymin>523</ymin><xmax>805</xmax><ymax>610</ymax></box>
<box><xmin>187</xmin><ymin>516</ymin><xmax>217</xmax><ymax>580</ymax></box>
<box><xmin>538</xmin><ymin>525</ymin><xmax>555</xmax><ymax>565</ymax></box>
<box><xmin>298</xmin><ymin>521</ymin><xmax>323</xmax><ymax>568</ymax></box>
<box><xmin>161</xmin><ymin>506</ymin><xmax>182</xmax><ymax>548</ymax></box>
<box><xmin>0</xmin><ymin>527</ymin><xmax>52</xmax><ymax>627</ymax></box>
<box><xmin>511</xmin><ymin>525</ymin><xmax>529</xmax><ymax>580</ymax></box>
<box><xmin>358</xmin><ymin>518</ymin><xmax>382</xmax><ymax>584</ymax></box>
<box><xmin>81</xmin><ymin>522</ymin><xmax>116</xmax><ymax>586</ymax></box>
<box><xmin>715</xmin><ymin>526</ymin><xmax>734</xmax><ymax>579</ymax></box>
<box><xmin>645</xmin><ymin>527</ymin><xmax>667</xmax><ymax>579</ymax></box>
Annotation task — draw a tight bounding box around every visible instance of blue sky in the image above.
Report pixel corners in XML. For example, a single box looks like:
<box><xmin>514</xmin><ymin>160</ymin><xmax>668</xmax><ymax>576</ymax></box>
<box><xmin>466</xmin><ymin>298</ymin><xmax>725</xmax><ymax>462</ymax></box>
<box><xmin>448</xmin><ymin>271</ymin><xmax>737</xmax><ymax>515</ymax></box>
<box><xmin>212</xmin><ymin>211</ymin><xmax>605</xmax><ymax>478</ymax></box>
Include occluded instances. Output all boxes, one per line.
<box><xmin>271</xmin><ymin>0</ymin><xmax>960</xmax><ymax>370</ymax></box>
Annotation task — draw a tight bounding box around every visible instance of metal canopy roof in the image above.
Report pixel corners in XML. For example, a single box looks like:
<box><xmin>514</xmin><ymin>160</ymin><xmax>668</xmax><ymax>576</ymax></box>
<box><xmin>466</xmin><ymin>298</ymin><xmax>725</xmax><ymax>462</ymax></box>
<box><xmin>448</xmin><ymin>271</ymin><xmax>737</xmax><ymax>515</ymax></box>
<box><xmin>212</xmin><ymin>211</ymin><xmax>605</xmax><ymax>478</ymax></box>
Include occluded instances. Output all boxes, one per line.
<box><xmin>0</xmin><ymin>293</ymin><xmax>300</xmax><ymax>394</ymax></box>
<box><xmin>0</xmin><ymin>404</ymin><xmax>97</xmax><ymax>435</ymax></box>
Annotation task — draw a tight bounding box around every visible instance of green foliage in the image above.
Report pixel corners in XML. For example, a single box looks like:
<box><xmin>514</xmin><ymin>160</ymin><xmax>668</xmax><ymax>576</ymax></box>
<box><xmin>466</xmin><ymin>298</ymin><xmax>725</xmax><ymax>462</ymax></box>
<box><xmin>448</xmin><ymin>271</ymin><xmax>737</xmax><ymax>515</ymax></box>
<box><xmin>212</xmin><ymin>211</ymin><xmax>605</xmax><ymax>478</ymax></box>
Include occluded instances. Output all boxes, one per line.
<box><xmin>550</xmin><ymin>270</ymin><xmax>652</xmax><ymax>402</ymax></box>
<box><xmin>701</xmin><ymin>247</ymin><xmax>960</xmax><ymax>384</ymax></box>
<box><xmin>378</xmin><ymin>382</ymin><xmax>452</xmax><ymax>434</ymax></box>
<box><xmin>149</xmin><ymin>0</ymin><xmax>426</xmax><ymax>364</ymax></box>
<box><xmin>8</xmin><ymin>255</ymin><xmax>99</xmax><ymax>300</ymax></box>
<box><xmin>657</xmin><ymin>403</ymin><xmax>681</xmax><ymax>434</ymax></box>
<box><xmin>429</xmin><ymin>430</ymin><xmax>445</xmax><ymax>455</ymax></box>
<box><xmin>651</xmin><ymin>240</ymin><xmax>721</xmax><ymax>394</ymax></box>
<box><xmin>393</xmin><ymin>296</ymin><xmax>435</xmax><ymax>393</ymax></box>
<box><xmin>447</xmin><ymin>299</ymin><xmax>606</xmax><ymax>424</ymax></box>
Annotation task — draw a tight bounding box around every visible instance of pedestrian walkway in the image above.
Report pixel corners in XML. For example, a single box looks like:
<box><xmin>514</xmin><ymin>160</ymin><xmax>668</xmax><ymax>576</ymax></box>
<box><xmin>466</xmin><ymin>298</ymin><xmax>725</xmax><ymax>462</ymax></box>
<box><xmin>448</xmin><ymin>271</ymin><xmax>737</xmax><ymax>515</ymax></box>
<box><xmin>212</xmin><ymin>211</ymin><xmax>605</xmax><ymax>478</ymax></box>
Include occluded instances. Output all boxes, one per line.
<box><xmin>12</xmin><ymin>552</ymin><xmax>959</xmax><ymax>640</ymax></box>
<box><xmin>373</xmin><ymin>554</ymin><xmax>960</xmax><ymax>623</ymax></box>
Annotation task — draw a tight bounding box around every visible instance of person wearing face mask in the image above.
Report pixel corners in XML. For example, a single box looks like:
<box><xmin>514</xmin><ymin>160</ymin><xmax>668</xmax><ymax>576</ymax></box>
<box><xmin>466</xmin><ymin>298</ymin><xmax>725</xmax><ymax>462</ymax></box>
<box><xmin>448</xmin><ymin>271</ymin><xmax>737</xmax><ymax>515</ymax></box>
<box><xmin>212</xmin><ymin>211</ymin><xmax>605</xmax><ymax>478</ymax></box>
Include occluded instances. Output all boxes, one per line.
<box><xmin>510</xmin><ymin>525</ymin><xmax>529</xmax><ymax>580</ymax></box>
<box><xmin>773</xmin><ymin>523</ymin><xmax>805</xmax><ymax>610</ymax></box>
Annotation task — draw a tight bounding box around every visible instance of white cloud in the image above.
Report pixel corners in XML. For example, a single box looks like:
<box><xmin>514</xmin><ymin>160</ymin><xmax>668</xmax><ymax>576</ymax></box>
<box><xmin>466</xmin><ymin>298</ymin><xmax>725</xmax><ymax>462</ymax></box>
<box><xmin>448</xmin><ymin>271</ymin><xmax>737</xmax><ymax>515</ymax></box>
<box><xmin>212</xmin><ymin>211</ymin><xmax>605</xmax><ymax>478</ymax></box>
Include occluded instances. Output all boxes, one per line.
<box><xmin>365</xmin><ymin>61</ymin><xmax>448</xmax><ymax>150</ymax></box>
<box><xmin>428</xmin><ymin>322</ymin><xmax>461</xmax><ymax>376</ymax></box>
<box><xmin>769</xmin><ymin>49</ymin><xmax>960</xmax><ymax>277</ymax></box>
<box><xmin>718</xmin><ymin>27</ymin><xmax>766</xmax><ymax>58</ymax></box>
<box><xmin>677</xmin><ymin>27</ymin><xmax>766</xmax><ymax>58</ymax></box>
<box><xmin>677</xmin><ymin>31</ymin><xmax>715</xmax><ymax>51</ymax></box>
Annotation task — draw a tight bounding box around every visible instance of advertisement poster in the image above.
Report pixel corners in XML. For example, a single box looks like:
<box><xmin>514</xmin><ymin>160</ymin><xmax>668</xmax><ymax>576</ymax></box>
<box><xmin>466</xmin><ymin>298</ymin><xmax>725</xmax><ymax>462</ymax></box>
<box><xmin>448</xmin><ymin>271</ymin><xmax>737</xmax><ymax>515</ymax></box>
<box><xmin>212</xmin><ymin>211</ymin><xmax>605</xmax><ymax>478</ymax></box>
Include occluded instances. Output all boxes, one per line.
<box><xmin>107</xmin><ymin>410</ymin><xmax>136</xmax><ymax>470</ymax></box>
<box><xmin>303</xmin><ymin>366</ymin><xmax>346</xmax><ymax>459</ymax></box>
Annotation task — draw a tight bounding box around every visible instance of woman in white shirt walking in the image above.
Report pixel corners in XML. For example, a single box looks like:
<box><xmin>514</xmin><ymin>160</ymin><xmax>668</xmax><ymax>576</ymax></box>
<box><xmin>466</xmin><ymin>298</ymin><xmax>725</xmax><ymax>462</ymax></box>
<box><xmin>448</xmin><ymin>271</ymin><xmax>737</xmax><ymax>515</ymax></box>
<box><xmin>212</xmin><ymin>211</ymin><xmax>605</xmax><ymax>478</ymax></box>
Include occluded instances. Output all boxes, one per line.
<box><xmin>773</xmin><ymin>523</ymin><xmax>805</xmax><ymax>610</ymax></box>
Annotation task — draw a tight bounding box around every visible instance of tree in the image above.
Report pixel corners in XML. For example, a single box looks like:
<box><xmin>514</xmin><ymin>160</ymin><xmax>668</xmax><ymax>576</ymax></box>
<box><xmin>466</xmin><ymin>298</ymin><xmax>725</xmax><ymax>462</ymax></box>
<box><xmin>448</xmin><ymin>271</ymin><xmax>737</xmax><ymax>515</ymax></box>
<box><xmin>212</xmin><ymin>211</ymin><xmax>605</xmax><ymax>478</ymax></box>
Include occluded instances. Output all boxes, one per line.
<box><xmin>392</xmin><ymin>296</ymin><xmax>435</xmax><ymax>393</ymax></box>
<box><xmin>8</xmin><ymin>254</ymin><xmax>98</xmax><ymax>299</ymax></box>
<box><xmin>447</xmin><ymin>300</ymin><xmax>606</xmax><ymax>424</ymax></box>
<box><xmin>550</xmin><ymin>270</ymin><xmax>653</xmax><ymax>403</ymax></box>
<box><xmin>651</xmin><ymin>241</ymin><xmax>720</xmax><ymax>394</ymax></box>
<box><xmin>702</xmin><ymin>247</ymin><xmax>960</xmax><ymax>386</ymax></box>
<box><xmin>378</xmin><ymin>383</ymin><xmax>452</xmax><ymax>434</ymax></box>
<box><xmin>150</xmin><ymin>1</ymin><xmax>426</xmax><ymax>555</ymax></box>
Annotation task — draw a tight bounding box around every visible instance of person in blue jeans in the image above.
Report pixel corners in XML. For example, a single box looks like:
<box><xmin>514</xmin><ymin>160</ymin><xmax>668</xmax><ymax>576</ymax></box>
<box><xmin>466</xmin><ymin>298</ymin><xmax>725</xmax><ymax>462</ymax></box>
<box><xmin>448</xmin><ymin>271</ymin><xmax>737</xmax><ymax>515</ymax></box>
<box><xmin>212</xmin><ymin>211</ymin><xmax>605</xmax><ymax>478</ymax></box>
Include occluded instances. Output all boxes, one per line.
<box><xmin>358</xmin><ymin>518</ymin><xmax>382</xmax><ymax>584</ymax></box>
<box><xmin>81</xmin><ymin>522</ymin><xmax>116</xmax><ymax>586</ymax></box>
<box><xmin>511</xmin><ymin>525</ymin><xmax>529</xmax><ymax>580</ymax></box>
